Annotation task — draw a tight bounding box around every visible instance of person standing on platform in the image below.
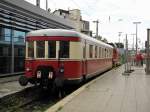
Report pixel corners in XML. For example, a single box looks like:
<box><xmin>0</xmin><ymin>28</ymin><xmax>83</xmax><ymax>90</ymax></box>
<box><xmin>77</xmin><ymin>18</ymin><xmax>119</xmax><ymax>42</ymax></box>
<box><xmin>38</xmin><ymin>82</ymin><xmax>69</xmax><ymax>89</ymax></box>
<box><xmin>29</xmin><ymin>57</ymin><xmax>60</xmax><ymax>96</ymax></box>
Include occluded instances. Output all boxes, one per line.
<box><xmin>139</xmin><ymin>53</ymin><xmax>144</xmax><ymax>66</ymax></box>
<box><xmin>136</xmin><ymin>53</ymin><xmax>143</xmax><ymax>66</ymax></box>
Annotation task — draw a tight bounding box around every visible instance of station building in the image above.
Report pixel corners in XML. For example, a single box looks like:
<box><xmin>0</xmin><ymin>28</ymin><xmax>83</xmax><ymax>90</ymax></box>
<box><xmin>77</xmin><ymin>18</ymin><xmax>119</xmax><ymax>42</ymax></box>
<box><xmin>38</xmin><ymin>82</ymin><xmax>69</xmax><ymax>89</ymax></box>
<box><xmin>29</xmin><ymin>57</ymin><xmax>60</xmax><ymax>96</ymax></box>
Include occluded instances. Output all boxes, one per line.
<box><xmin>0</xmin><ymin>0</ymin><xmax>74</xmax><ymax>76</ymax></box>
<box><xmin>53</xmin><ymin>9</ymin><xmax>92</xmax><ymax>36</ymax></box>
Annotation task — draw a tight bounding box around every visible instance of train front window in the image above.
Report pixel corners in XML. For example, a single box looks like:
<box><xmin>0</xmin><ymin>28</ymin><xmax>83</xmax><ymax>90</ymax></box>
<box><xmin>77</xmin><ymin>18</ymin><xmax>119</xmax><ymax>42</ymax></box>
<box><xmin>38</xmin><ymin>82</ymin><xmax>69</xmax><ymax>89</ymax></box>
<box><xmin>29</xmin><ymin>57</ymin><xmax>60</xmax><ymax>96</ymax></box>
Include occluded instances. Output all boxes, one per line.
<box><xmin>28</xmin><ymin>41</ymin><xmax>34</xmax><ymax>58</ymax></box>
<box><xmin>59</xmin><ymin>41</ymin><xmax>69</xmax><ymax>58</ymax></box>
<box><xmin>36</xmin><ymin>41</ymin><xmax>45</xmax><ymax>58</ymax></box>
<box><xmin>48</xmin><ymin>41</ymin><xmax>56</xmax><ymax>58</ymax></box>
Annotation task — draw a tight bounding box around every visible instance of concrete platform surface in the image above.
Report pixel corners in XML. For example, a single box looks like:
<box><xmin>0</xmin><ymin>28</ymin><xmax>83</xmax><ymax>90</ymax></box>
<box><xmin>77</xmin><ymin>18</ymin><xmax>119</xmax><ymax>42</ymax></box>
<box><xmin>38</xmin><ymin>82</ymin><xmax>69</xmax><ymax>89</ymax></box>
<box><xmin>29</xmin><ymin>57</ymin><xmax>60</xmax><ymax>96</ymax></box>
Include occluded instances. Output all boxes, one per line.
<box><xmin>0</xmin><ymin>75</ymin><xmax>21</xmax><ymax>83</ymax></box>
<box><xmin>48</xmin><ymin>65</ymin><xmax>150</xmax><ymax>112</ymax></box>
<box><xmin>0</xmin><ymin>76</ymin><xmax>31</xmax><ymax>98</ymax></box>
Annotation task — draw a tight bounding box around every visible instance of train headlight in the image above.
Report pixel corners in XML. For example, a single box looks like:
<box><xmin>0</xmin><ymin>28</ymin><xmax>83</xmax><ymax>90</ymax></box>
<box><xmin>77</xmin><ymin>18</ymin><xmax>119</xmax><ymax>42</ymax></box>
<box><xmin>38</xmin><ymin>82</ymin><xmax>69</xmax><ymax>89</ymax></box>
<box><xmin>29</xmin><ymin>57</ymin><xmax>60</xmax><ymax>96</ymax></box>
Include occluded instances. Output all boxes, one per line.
<box><xmin>26</xmin><ymin>67</ymin><xmax>31</xmax><ymax>72</ymax></box>
<box><xmin>60</xmin><ymin>68</ymin><xmax>64</xmax><ymax>73</ymax></box>
<box><xmin>48</xmin><ymin>72</ymin><xmax>53</xmax><ymax>79</ymax></box>
<box><xmin>59</xmin><ymin>62</ymin><xmax>64</xmax><ymax>73</ymax></box>
<box><xmin>37</xmin><ymin>71</ymin><xmax>41</xmax><ymax>78</ymax></box>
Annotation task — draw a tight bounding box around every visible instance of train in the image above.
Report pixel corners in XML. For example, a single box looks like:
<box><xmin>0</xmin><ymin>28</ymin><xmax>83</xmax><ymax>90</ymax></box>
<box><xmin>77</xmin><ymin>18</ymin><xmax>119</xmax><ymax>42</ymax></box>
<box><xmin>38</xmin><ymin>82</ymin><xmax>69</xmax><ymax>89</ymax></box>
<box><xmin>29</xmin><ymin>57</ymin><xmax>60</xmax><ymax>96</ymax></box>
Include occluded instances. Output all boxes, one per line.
<box><xmin>108</xmin><ymin>43</ymin><xmax>121</xmax><ymax>67</ymax></box>
<box><xmin>19</xmin><ymin>29</ymin><xmax>114</xmax><ymax>88</ymax></box>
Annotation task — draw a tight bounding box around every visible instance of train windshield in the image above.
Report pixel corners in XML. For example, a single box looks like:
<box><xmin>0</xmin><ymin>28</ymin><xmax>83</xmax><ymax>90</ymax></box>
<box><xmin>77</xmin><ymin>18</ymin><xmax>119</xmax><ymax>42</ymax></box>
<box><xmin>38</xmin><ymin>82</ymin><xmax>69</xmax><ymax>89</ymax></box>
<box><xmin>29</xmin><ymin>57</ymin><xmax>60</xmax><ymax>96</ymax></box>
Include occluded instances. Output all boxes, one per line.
<box><xmin>48</xmin><ymin>41</ymin><xmax>56</xmax><ymax>58</ymax></box>
<box><xmin>36</xmin><ymin>41</ymin><xmax>45</xmax><ymax>58</ymax></box>
<box><xmin>27</xmin><ymin>40</ymin><xmax>70</xmax><ymax>59</ymax></box>
<box><xmin>28</xmin><ymin>41</ymin><xmax>34</xmax><ymax>58</ymax></box>
<box><xmin>59</xmin><ymin>41</ymin><xmax>70</xmax><ymax>58</ymax></box>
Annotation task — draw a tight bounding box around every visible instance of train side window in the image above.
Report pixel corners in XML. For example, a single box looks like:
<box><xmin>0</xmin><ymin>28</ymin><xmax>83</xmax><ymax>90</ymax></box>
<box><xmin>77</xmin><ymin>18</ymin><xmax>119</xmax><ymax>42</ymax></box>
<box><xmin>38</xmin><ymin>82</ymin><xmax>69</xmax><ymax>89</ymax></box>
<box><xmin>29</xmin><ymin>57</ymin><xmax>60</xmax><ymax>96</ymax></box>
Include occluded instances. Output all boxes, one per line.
<box><xmin>36</xmin><ymin>41</ymin><xmax>45</xmax><ymax>58</ymax></box>
<box><xmin>107</xmin><ymin>49</ymin><xmax>110</xmax><ymax>58</ymax></box>
<box><xmin>59</xmin><ymin>41</ymin><xmax>69</xmax><ymax>58</ymax></box>
<box><xmin>48</xmin><ymin>41</ymin><xmax>56</xmax><ymax>58</ymax></box>
<box><xmin>102</xmin><ymin>48</ymin><xmax>104</xmax><ymax>58</ymax></box>
<box><xmin>89</xmin><ymin>45</ymin><xmax>93</xmax><ymax>58</ymax></box>
<box><xmin>108</xmin><ymin>50</ymin><xmax>109</xmax><ymax>58</ymax></box>
<box><xmin>107</xmin><ymin>49</ymin><xmax>108</xmax><ymax>57</ymax></box>
<box><xmin>101</xmin><ymin>48</ymin><xmax>102</xmax><ymax>58</ymax></box>
<box><xmin>106</xmin><ymin>49</ymin><xmax>108</xmax><ymax>58</ymax></box>
<box><xmin>99</xmin><ymin>47</ymin><xmax>101</xmax><ymax>58</ymax></box>
<box><xmin>109</xmin><ymin>49</ymin><xmax>111</xmax><ymax>57</ymax></box>
<box><xmin>108</xmin><ymin>49</ymin><xmax>110</xmax><ymax>58</ymax></box>
<box><xmin>102</xmin><ymin>48</ymin><xmax>105</xmax><ymax>58</ymax></box>
<box><xmin>105</xmin><ymin>48</ymin><xmax>107</xmax><ymax>58</ymax></box>
<box><xmin>28</xmin><ymin>41</ymin><xmax>34</xmax><ymax>58</ymax></box>
<box><xmin>83</xmin><ymin>44</ymin><xmax>86</xmax><ymax>59</ymax></box>
<box><xmin>95</xmin><ymin>46</ymin><xmax>97</xmax><ymax>58</ymax></box>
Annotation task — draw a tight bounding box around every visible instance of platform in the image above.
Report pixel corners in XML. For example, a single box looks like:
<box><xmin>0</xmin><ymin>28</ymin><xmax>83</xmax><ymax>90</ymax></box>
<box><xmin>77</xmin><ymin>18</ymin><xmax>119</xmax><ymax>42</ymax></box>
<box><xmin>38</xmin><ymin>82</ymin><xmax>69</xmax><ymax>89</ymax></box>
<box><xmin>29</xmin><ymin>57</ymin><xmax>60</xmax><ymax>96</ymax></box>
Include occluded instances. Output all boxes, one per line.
<box><xmin>47</xmin><ymin>65</ymin><xmax>150</xmax><ymax>112</ymax></box>
<box><xmin>0</xmin><ymin>76</ymin><xmax>31</xmax><ymax>98</ymax></box>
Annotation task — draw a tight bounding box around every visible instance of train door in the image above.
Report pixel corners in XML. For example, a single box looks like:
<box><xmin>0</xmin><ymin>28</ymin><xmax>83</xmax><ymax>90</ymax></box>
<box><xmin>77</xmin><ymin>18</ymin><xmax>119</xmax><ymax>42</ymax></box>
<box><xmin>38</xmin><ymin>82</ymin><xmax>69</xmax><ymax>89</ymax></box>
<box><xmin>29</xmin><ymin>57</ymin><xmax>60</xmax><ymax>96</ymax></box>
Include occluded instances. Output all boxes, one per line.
<box><xmin>82</xmin><ymin>40</ymin><xmax>87</xmax><ymax>77</ymax></box>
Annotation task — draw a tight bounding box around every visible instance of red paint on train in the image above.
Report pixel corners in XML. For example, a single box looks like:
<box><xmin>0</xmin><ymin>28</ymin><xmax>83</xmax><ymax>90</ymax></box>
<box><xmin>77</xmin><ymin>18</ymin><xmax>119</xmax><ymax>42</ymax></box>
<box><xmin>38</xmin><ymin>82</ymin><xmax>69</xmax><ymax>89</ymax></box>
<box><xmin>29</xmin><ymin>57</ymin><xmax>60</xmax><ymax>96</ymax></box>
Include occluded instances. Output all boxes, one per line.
<box><xmin>25</xmin><ymin>59</ymin><xmax>112</xmax><ymax>80</ymax></box>
<box><xmin>26</xmin><ymin>36</ymin><xmax>81</xmax><ymax>41</ymax></box>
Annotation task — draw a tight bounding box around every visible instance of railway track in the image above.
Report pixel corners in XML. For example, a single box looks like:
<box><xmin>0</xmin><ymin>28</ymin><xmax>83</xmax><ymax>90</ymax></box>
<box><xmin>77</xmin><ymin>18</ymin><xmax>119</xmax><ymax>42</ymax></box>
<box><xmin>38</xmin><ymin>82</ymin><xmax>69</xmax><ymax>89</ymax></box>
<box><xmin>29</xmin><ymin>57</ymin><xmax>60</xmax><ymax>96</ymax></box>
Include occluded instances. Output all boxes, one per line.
<box><xmin>0</xmin><ymin>86</ymin><xmax>48</xmax><ymax>112</ymax></box>
<box><xmin>0</xmin><ymin>85</ymin><xmax>77</xmax><ymax>112</ymax></box>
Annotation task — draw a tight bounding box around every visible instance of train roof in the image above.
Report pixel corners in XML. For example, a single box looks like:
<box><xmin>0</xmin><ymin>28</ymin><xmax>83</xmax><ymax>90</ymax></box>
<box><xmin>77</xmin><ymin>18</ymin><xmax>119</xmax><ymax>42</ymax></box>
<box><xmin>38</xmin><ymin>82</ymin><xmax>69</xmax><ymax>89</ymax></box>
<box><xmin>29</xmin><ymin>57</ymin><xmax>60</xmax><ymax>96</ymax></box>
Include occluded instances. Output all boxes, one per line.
<box><xmin>27</xmin><ymin>29</ymin><xmax>113</xmax><ymax>48</ymax></box>
<box><xmin>27</xmin><ymin>29</ymin><xmax>80</xmax><ymax>37</ymax></box>
<box><xmin>108</xmin><ymin>43</ymin><xmax>117</xmax><ymax>48</ymax></box>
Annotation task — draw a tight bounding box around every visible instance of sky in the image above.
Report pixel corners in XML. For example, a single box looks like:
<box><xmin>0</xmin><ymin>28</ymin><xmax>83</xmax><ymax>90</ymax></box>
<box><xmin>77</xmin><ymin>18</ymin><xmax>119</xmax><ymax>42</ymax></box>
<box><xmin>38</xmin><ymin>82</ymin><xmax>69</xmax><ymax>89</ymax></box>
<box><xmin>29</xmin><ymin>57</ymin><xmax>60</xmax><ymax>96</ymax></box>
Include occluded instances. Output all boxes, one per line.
<box><xmin>25</xmin><ymin>0</ymin><xmax>150</xmax><ymax>49</ymax></box>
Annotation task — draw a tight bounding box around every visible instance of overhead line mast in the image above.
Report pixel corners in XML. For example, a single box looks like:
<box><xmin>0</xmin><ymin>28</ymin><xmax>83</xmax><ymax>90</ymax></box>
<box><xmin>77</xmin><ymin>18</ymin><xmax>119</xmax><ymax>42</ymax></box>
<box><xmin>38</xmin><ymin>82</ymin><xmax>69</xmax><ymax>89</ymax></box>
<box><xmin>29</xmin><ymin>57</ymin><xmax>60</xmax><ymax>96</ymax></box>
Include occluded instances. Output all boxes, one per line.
<box><xmin>93</xmin><ymin>20</ymin><xmax>99</xmax><ymax>39</ymax></box>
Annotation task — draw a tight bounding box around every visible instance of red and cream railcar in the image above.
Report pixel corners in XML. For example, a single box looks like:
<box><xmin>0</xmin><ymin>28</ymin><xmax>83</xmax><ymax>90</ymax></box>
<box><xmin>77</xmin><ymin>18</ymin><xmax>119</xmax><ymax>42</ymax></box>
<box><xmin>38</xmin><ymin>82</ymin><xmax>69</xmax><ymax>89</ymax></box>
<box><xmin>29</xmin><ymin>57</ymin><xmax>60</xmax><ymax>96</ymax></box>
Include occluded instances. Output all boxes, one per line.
<box><xmin>108</xmin><ymin>43</ymin><xmax>120</xmax><ymax>66</ymax></box>
<box><xmin>113</xmin><ymin>48</ymin><xmax>120</xmax><ymax>66</ymax></box>
<box><xmin>19</xmin><ymin>29</ymin><xmax>113</xmax><ymax>87</ymax></box>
